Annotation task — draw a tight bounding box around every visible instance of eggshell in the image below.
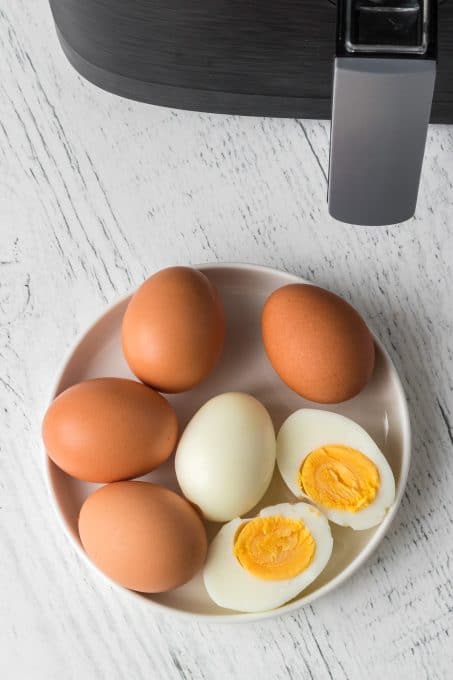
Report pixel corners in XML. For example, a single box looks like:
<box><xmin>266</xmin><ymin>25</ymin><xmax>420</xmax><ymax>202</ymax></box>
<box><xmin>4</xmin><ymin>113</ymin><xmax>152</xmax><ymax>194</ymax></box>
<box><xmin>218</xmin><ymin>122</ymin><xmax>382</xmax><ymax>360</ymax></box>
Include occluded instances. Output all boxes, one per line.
<box><xmin>43</xmin><ymin>378</ymin><xmax>178</xmax><ymax>482</ymax></box>
<box><xmin>175</xmin><ymin>392</ymin><xmax>276</xmax><ymax>522</ymax></box>
<box><xmin>262</xmin><ymin>284</ymin><xmax>375</xmax><ymax>403</ymax></box>
<box><xmin>78</xmin><ymin>482</ymin><xmax>208</xmax><ymax>592</ymax></box>
<box><xmin>122</xmin><ymin>266</ymin><xmax>225</xmax><ymax>393</ymax></box>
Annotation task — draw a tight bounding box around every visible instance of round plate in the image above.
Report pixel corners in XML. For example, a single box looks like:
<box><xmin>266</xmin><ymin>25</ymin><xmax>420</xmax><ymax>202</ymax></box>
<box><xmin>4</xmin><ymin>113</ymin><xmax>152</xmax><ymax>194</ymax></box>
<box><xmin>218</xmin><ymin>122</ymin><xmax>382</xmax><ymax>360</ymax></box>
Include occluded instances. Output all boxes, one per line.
<box><xmin>44</xmin><ymin>263</ymin><xmax>411</xmax><ymax>622</ymax></box>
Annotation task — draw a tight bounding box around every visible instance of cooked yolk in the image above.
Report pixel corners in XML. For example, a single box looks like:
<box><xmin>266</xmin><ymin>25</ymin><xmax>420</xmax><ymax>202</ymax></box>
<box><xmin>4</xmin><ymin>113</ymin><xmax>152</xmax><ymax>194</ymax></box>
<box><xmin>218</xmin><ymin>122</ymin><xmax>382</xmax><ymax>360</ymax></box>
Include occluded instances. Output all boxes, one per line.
<box><xmin>299</xmin><ymin>445</ymin><xmax>380</xmax><ymax>513</ymax></box>
<box><xmin>233</xmin><ymin>515</ymin><xmax>315</xmax><ymax>580</ymax></box>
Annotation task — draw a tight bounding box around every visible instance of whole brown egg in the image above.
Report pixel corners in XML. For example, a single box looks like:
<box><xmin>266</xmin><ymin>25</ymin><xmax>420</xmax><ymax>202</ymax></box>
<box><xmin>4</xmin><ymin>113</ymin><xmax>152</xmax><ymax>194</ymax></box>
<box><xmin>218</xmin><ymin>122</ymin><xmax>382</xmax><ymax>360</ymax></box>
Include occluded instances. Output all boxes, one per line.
<box><xmin>262</xmin><ymin>284</ymin><xmax>375</xmax><ymax>404</ymax></box>
<box><xmin>122</xmin><ymin>267</ymin><xmax>225</xmax><ymax>393</ymax></box>
<box><xmin>78</xmin><ymin>482</ymin><xmax>208</xmax><ymax>592</ymax></box>
<box><xmin>43</xmin><ymin>378</ymin><xmax>178</xmax><ymax>482</ymax></box>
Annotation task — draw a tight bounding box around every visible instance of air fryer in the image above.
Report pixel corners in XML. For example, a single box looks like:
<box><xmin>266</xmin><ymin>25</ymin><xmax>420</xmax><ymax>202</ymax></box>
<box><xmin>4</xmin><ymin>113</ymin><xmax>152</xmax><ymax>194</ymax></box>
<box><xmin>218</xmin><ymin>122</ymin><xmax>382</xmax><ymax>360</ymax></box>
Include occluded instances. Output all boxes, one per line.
<box><xmin>48</xmin><ymin>0</ymin><xmax>452</xmax><ymax>225</ymax></box>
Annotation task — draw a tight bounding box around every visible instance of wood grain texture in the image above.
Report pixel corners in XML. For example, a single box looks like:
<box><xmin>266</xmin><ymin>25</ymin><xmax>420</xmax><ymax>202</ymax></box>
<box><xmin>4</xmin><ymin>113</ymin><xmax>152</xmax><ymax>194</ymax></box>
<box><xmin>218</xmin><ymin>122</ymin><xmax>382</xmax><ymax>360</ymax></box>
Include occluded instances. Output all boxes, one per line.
<box><xmin>1</xmin><ymin>1</ymin><xmax>453</xmax><ymax>679</ymax></box>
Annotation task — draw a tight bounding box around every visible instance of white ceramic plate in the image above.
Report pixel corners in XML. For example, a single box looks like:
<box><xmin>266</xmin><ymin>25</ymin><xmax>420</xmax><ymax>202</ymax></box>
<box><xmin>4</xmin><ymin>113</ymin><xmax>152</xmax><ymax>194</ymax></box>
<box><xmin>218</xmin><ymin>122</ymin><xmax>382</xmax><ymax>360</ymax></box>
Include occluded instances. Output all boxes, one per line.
<box><xmin>44</xmin><ymin>263</ymin><xmax>411</xmax><ymax>622</ymax></box>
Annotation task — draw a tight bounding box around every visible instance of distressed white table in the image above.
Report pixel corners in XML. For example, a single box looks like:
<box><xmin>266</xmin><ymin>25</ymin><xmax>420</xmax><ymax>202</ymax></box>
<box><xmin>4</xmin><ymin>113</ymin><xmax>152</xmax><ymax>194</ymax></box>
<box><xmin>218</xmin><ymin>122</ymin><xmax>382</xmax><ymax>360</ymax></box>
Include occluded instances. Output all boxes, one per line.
<box><xmin>1</xmin><ymin>2</ymin><xmax>453</xmax><ymax>679</ymax></box>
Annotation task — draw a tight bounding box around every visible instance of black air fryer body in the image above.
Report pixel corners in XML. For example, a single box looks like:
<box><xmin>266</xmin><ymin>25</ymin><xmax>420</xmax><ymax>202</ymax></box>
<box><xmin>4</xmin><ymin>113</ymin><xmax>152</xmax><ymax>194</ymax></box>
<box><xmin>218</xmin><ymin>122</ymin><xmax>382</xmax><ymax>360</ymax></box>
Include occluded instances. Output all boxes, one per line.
<box><xmin>50</xmin><ymin>0</ymin><xmax>453</xmax><ymax>122</ymax></box>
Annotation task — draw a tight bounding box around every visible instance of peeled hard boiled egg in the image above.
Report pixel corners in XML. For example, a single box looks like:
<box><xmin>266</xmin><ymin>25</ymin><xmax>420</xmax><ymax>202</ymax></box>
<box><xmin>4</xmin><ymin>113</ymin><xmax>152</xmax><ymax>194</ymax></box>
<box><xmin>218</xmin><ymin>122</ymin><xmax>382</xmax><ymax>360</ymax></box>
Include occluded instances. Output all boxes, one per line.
<box><xmin>262</xmin><ymin>284</ymin><xmax>375</xmax><ymax>403</ymax></box>
<box><xmin>42</xmin><ymin>378</ymin><xmax>178</xmax><ymax>482</ymax></box>
<box><xmin>204</xmin><ymin>502</ymin><xmax>333</xmax><ymax>612</ymax></box>
<box><xmin>122</xmin><ymin>266</ymin><xmax>225</xmax><ymax>393</ymax></box>
<box><xmin>79</xmin><ymin>482</ymin><xmax>208</xmax><ymax>593</ymax></box>
<box><xmin>277</xmin><ymin>409</ymin><xmax>396</xmax><ymax>530</ymax></box>
<box><xmin>175</xmin><ymin>393</ymin><xmax>276</xmax><ymax>522</ymax></box>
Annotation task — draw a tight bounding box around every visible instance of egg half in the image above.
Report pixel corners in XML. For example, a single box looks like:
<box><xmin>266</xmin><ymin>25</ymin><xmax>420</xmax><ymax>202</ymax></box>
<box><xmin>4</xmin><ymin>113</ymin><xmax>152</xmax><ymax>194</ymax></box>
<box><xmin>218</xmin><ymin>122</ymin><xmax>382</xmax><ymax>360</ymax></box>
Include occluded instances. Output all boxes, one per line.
<box><xmin>203</xmin><ymin>502</ymin><xmax>333</xmax><ymax>612</ymax></box>
<box><xmin>277</xmin><ymin>409</ymin><xmax>396</xmax><ymax>530</ymax></box>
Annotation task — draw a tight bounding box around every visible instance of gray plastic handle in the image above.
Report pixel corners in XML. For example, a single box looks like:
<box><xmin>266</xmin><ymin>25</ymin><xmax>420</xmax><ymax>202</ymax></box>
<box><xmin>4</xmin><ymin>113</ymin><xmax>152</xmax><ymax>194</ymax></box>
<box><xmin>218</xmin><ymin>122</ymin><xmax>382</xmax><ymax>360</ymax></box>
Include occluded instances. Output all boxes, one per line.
<box><xmin>328</xmin><ymin>58</ymin><xmax>436</xmax><ymax>226</ymax></box>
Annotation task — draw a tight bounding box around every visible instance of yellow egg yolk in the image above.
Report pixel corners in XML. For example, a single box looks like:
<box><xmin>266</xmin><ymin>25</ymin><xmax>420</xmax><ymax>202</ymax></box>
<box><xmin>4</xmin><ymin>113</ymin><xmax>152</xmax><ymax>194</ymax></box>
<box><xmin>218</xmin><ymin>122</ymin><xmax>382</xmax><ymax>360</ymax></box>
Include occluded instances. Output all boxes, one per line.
<box><xmin>233</xmin><ymin>515</ymin><xmax>316</xmax><ymax>580</ymax></box>
<box><xmin>299</xmin><ymin>445</ymin><xmax>380</xmax><ymax>513</ymax></box>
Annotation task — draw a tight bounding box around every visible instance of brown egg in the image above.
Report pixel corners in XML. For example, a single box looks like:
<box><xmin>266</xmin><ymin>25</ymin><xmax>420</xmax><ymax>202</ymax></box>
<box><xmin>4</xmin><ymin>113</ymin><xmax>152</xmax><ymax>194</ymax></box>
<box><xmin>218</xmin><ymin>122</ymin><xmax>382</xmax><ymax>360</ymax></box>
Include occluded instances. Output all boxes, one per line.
<box><xmin>262</xmin><ymin>284</ymin><xmax>375</xmax><ymax>403</ymax></box>
<box><xmin>43</xmin><ymin>378</ymin><xmax>178</xmax><ymax>482</ymax></box>
<box><xmin>122</xmin><ymin>267</ymin><xmax>225</xmax><ymax>393</ymax></box>
<box><xmin>79</xmin><ymin>481</ymin><xmax>208</xmax><ymax>592</ymax></box>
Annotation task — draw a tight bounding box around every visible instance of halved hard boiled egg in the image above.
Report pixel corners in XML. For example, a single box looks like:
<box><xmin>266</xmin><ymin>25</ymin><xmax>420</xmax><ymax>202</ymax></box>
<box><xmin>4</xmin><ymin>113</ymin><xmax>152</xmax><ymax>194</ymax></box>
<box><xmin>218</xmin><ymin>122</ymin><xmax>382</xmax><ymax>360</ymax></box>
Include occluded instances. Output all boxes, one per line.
<box><xmin>203</xmin><ymin>502</ymin><xmax>333</xmax><ymax>612</ymax></box>
<box><xmin>277</xmin><ymin>409</ymin><xmax>396</xmax><ymax>530</ymax></box>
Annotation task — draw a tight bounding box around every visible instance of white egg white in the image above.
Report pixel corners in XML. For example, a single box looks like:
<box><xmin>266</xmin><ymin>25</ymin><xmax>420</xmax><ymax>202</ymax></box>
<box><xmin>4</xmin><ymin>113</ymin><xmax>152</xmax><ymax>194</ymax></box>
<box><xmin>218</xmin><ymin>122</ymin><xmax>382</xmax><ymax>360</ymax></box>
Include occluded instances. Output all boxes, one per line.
<box><xmin>175</xmin><ymin>393</ymin><xmax>276</xmax><ymax>522</ymax></box>
<box><xmin>277</xmin><ymin>409</ymin><xmax>396</xmax><ymax>530</ymax></box>
<box><xmin>203</xmin><ymin>502</ymin><xmax>333</xmax><ymax>613</ymax></box>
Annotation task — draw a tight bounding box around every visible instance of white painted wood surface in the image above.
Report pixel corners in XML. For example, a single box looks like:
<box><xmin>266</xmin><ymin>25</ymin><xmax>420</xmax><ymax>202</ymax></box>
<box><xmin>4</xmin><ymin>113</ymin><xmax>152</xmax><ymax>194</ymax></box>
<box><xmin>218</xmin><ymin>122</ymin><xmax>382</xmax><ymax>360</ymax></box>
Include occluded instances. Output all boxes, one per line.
<box><xmin>1</xmin><ymin>1</ymin><xmax>453</xmax><ymax>678</ymax></box>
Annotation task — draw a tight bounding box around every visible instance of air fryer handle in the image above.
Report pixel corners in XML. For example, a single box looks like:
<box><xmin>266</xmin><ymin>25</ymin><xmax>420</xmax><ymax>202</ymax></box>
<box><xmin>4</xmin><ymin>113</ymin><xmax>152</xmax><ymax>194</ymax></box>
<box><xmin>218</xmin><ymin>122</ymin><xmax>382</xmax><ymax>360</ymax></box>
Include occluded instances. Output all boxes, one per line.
<box><xmin>328</xmin><ymin>58</ymin><xmax>436</xmax><ymax>226</ymax></box>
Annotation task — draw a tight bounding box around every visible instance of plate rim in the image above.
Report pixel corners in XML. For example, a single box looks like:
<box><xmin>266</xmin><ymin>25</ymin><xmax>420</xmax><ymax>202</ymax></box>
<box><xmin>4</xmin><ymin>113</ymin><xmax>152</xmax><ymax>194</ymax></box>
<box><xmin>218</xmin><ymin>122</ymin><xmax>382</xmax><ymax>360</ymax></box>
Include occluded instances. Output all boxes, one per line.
<box><xmin>43</xmin><ymin>262</ymin><xmax>411</xmax><ymax>623</ymax></box>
